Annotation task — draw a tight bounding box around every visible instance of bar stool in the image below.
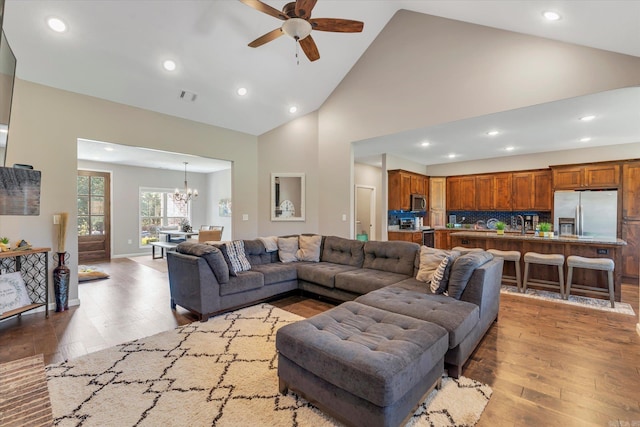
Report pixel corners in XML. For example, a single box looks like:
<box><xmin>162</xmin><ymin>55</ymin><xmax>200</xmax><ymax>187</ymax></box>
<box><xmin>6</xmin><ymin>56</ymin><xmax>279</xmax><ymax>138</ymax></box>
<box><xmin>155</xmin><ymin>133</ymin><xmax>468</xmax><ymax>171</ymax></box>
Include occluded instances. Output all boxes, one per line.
<box><xmin>487</xmin><ymin>249</ymin><xmax>522</xmax><ymax>292</ymax></box>
<box><xmin>452</xmin><ymin>246</ymin><xmax>484</xmax><ymax>254</ymax></box>
<box><xmin>523</xmin><ymin>252</ymin><xmax>565</xmax><ymax>298</ymax></box>
<box><xmin>566</xmin><ymin>255</ymin><xmax>615</xmax><ymax>308</ymax></box>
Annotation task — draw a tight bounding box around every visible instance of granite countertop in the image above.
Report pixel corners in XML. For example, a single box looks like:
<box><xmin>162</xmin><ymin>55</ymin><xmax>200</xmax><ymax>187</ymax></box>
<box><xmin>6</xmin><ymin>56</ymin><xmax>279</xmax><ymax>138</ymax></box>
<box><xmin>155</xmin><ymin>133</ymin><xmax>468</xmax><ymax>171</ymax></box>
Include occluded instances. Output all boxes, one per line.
<box><xmin>451</xmin><ymin>231</ymin><xmax>627</xmax><ymax>246</ymax></box>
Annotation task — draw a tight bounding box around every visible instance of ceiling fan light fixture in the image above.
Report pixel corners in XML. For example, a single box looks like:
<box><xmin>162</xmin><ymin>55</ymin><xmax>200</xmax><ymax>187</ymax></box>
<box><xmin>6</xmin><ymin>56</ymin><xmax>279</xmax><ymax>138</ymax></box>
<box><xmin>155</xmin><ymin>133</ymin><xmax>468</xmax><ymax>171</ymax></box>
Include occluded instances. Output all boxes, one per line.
<box><xmin>282</xmin><ymin>18</ymin><xmax>312</xmax><ymax>40</ymax></box>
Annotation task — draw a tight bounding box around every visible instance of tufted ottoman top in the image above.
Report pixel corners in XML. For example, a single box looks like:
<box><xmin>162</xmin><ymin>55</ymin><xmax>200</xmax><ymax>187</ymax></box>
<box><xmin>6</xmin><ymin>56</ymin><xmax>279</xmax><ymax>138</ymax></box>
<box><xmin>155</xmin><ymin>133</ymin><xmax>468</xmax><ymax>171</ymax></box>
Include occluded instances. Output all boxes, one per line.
<box><xmin>276</xmin><ymin>301</ymin><xmax>448</xmax><ymax>407</ymax></box>
<box><xmin>356</xmin><ymin>286</ymin><xmax>479</xmax><ymax>349</ymax></box>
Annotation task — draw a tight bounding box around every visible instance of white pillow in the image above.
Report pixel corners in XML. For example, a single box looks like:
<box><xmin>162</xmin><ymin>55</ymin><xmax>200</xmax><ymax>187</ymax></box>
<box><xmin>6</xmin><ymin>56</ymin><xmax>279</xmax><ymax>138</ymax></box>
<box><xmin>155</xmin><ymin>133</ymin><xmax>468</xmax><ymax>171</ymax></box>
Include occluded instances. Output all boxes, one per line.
<box><xmin>0</xmin><ymin>272</ymin><xmax>32</xmax><ymax>314</ymax></box>
<box><xmin>416</xmin><ymin>246</ymin><xmax>450</xmax><ymax>282</ymax></box>
<box><xmin>258</xmin><ymin>236</ymin><xmax>278</xmax><ymax>252</ymax></box>
<box><xmin>278</xmin><ymin>236</ymin><xmax>299</xmax><ymax>263</ymax></box>
<box><xmin>296</xmin><ymin>235</ymin><xmax>322</xmax><ymax>262</ymax></box>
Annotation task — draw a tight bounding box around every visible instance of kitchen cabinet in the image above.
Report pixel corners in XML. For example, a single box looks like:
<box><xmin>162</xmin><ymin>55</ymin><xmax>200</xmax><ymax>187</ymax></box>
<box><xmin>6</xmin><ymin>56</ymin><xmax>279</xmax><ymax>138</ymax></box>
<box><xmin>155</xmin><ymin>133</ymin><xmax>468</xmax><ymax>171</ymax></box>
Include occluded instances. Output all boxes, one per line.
<box><xmin>429</xmin><ymin>177</ymin><xmax>446</xmax><ymax>228</ymax></box>
<box><xmin>622</xmin><ymin>161</ymin><xmax>640</xmax><ymax>220</ymax></box>
<box><xmin>388</xmin><ymin>231</ymin><xmax>423</xmax><ymax>244</ymax></box>
<box><xmin>475</xmin><ymin>173</ymin><xmax>512</xmax><ymax>211</ymax></box>
<box><xmin>621</xmin><ymin>161</ymin><xmax>640</xmax><ymax>280</ymax></box>
<box><xmin>388</xmin><ymin>170</ymin><xmax>429</xmax><ymax>211</ymax></box>
<box><xmin>552</xmin><ymin>163</ymin><xmax>620</xmax><ymax>190</ymax></box>
<box><xmin>435</xmin><ymin>229</ymin><xmax>454</xmax><ymax>250</ymax></box>
<box><xmin>446</xmin><ymin>176</ymin><xmax>476</xmax><ymax>210</ymax></box>
<box><xmin>512</xmin><ymin>170</ymin><xmax>552</xmax><ymax>211</ymax></box>
<box><xmin>621</xmin><ymin>221</ymin><xmax>639</xmax><ymax>279</ymax></box>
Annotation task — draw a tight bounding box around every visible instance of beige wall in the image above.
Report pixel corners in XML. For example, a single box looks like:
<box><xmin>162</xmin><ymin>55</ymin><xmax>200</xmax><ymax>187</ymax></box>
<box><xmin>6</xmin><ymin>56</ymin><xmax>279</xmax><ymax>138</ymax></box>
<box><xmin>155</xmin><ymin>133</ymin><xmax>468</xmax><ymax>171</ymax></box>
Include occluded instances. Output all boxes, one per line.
<box><xmin>1</xmin><ymin>79</ymin><xmax>258</xmax><ymax>304</ymax></box>
<box><xmin>257</xmin><ymin>111</ymin><xmax>319</xmax><ymax>236</ymax></box>
<box><xmin>354</xmin><ymin>163</ymin><xmax>383</xmax><ymax>240</ymax></box>
<box><xmin>426</xmin><ymin>142</ymin><xmax>640</xmax><ymax>176</ymax></box>
<box><xmin>312</xmin><ymin>10</ymin><xmax>640</xmax><ymax>237</ymax></box>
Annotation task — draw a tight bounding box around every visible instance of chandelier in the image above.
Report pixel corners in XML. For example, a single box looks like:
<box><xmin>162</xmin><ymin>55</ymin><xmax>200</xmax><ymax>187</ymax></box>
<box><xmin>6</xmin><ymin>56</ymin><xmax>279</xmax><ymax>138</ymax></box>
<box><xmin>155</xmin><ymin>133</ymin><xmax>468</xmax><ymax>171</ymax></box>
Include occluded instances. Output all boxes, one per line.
<box><xmin>173</xmin><ymin>162</ymin><xmax>198</xmax><ymax>204</ymax></box>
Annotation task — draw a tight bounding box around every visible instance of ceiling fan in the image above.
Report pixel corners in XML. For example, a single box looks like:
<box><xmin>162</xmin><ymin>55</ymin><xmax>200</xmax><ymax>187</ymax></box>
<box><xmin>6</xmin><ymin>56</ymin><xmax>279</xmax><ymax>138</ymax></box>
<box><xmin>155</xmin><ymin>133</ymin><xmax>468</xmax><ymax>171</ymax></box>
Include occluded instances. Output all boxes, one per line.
<box><xmin>239</xmin><ymin>0</ymin><xmax>364</xmax><ymax>62</ymax></box>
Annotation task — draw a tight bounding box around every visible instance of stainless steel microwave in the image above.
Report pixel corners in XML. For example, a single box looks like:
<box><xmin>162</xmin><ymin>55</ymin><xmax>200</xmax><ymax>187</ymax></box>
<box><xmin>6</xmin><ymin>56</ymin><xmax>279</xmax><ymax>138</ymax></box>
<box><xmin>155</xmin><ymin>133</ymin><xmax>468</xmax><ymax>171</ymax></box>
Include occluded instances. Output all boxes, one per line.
<box><xmin>410</xmin><ymin>194</ymin><xmax>426</xmax><ymax>211</ymax></box>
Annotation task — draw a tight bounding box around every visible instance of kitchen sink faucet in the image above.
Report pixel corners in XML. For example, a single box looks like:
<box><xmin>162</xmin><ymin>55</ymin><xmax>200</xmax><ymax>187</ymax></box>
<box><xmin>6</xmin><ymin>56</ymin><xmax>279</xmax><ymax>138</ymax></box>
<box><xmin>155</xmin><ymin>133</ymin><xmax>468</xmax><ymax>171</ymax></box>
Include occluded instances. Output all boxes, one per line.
<box><xmin>516</xmin><ymin>215</ymin><xmax>525</xmax><ymax>235</ymax></box>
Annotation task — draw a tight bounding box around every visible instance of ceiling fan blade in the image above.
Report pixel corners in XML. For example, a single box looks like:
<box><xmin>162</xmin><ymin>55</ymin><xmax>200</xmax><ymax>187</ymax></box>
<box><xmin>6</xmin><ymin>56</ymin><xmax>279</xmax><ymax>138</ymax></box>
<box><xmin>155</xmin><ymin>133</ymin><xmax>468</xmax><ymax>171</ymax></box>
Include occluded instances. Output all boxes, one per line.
<box><xmin>248</xmin><ymin>28</ymin><xmax>284</xmax><ymax>47</ymax></box>
<box><xmin>310</xmin><ymin>18</ymin><xmax>364</xmax><ymax>33</ymax></box>
<box><xmin>295</xmin><ymin>0</ymin><xmax>317</xmax><ymax>19</ymax></box>
<box><xmin>239</xmin><ymin>0</ymin><xmax>288</xmax><ymax>20</ymax></box>
<box><xmin>299</xmin><ymin>35</ymin><xmax>320</xmax><ymax>61</ymax></box>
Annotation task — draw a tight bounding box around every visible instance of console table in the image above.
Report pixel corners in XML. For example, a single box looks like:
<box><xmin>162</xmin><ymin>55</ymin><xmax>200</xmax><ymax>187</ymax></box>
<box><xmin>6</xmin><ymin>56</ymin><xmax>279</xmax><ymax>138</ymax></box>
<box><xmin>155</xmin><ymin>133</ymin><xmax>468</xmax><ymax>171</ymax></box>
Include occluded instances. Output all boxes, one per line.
<box><xmin>0</xmin><ymin>247</ymin><xmax>50</xmax><ymax>320</ymax></box>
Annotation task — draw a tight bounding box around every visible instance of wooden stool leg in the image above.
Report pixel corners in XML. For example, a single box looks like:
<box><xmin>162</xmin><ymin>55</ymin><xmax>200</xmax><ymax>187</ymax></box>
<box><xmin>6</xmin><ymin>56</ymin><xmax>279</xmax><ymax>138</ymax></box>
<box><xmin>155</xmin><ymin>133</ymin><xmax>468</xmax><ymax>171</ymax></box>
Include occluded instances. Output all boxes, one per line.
<box><xmin>607</xmin><ymin>270</ymin><xmax>615</xmax><ymax>308</ymax></box>
<box><xmin>522</xmin><ymin>262</ymin><xmax>530</xmax><ymax>293</ymax></box>
<box><xmin>557</xmin><ymin>265</ymin><xmax>565</xmax><ymax>299</ymax></box>
<box><xmin>565</xmin><ymin>266</ymin><xmax>573</xmax><ymax>300</ymax></box>
<box><xmin>514</xmin><ymin>261</ymin><xmax>522</xmax><ymax>292</ymax></box>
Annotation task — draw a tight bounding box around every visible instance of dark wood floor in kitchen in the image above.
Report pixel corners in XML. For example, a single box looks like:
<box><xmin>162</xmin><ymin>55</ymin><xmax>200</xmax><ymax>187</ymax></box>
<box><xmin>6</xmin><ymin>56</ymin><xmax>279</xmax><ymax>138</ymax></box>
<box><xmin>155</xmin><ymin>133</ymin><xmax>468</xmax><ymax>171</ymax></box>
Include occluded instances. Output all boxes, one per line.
<box><xmin>1</xmin><ymin>256</ymin><xmax>639</xmax><ymax>426</ymax></box>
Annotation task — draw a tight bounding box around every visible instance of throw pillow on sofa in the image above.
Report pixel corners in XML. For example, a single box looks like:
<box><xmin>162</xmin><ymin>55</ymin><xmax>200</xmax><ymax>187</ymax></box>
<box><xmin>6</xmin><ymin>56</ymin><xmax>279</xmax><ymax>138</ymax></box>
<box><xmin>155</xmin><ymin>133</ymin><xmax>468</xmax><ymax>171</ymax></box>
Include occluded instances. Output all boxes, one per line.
<box><xmin>219</xmin><ymin>240</ymin><xmax>252</xmax><ymax>276</ymax></box>
<box><xmin>416</xmin><ymin>247</ymin><xmax>450</xmax><ymax>282</ymax></box>
<box><xmin>296</xmin><ymin>235</ymin><xmax>322</xmax><ymax>262</ymax></box>
<box><xmin>278</xmin><ymin>236</ymin><xmax>299</xmax><ymax>263</ymax></box>
<box><xmin>447</xmin><ymin>251</ymin><xmax>494</xmax><ymax>299</ymax></box>
<box><xmin>177</xmin><ymin>242</ymin><xmax>230</xmax><ymax>283</ymax></box>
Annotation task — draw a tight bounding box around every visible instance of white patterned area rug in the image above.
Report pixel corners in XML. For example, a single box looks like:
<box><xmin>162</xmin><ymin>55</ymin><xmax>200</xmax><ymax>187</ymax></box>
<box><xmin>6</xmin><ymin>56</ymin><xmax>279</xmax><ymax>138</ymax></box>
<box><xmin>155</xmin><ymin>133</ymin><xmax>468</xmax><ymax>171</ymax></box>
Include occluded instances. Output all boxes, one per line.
<box><xmin>500</xmin><ymin>285</ymin><xmax>635</xmax><ymax>315</ymax></box>
<box><xmin>46</xmin><ymin>304</ymin><xmax>491</xmax><ymax>427</ymax></box>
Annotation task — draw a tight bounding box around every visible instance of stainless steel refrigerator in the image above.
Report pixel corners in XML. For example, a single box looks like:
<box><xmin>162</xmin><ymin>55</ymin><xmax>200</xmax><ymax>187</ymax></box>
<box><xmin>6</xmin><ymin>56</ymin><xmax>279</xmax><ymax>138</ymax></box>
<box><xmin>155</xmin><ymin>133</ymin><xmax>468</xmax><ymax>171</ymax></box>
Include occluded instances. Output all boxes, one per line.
<box><xmin>553</xmin><ymin>190</ymin><xmax>618</xmax><ymax>238</ymax></box>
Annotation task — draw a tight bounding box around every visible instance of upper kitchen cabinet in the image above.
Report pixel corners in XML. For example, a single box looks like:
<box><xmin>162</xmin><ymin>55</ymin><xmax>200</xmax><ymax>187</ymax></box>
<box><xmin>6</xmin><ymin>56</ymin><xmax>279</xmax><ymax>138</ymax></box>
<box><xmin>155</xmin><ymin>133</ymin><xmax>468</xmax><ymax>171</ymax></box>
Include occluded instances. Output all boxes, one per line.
<box><xmin>447</xmin><ymin>176</ymin><xmax>476</xmax><ymax>210</ymax></box>
<box><xmin>388</xmin><ymin>170</ymin><xmax>429</xmax><ymax>211</ymax></box>
<box><xmin>552</xmin><ymin>163</ymin><xmax>620</xmax><ymax>190</ymax></box>
<box><xmin>622</xmin><ymin>161</ymin><xmax>640</xmax><ymax>220</ymax></box>
<box><xmin>512</xmin><ymin>169</ymin><xmax>552</xmax><ymax>211</ymax></box>
<box><xmin>429</xmin><ymin>177</ymin><xmax>446</xmax><ymax>227</ymax></box>
<box><xmin>476</xmin><ymin>173</ymin><xmax>512</xmax><ymax>211</ymax></box>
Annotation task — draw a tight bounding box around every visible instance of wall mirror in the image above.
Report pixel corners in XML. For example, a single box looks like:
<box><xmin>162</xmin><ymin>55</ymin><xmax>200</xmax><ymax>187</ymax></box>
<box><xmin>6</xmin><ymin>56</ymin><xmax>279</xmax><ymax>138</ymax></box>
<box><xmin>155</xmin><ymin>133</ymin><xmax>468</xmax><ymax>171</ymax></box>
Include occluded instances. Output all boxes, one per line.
<box><xmin>271</xmin><ymin>173</ymin><xmax>305</xmax><ymax>221</ymax></box>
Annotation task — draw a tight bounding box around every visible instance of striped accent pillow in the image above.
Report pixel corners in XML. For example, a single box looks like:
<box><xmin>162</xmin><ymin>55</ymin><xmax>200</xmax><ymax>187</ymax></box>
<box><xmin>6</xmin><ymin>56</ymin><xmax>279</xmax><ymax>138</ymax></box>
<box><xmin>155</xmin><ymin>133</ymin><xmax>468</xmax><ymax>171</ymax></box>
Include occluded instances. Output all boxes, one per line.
<box><xmin>430</xmin><ymin>256</ymin><xmax>450</xmax><ymax>294</ymax></box>
<box><xmin>221</xmin><ymin>240</ymin><xmax>251</xmax><ymax>276</ymax></box>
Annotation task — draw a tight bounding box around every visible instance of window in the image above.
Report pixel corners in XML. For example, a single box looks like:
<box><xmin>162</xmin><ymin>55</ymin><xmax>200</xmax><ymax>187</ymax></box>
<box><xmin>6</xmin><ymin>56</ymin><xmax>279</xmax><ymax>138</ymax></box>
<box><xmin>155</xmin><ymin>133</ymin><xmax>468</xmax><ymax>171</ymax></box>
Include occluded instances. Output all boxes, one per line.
<box><xmin>139</xmin><ymin>188</ymin><xmax>189</xmax><ymax>246</ymax></box>
<box><xmin>78</xmin><ymin>174</ymin><xmax>106</xmax><ymax>236</ymax></box>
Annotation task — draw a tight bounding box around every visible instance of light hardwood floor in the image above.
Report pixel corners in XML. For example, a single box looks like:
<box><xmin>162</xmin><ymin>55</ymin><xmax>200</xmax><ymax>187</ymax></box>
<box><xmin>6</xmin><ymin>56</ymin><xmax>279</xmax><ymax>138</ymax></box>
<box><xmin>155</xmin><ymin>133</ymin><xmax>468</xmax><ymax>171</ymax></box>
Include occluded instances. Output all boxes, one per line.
<box><xmin>1</xmin><ymin>256</ymin><xmax>638</xmax><ymax>426</ymax></box>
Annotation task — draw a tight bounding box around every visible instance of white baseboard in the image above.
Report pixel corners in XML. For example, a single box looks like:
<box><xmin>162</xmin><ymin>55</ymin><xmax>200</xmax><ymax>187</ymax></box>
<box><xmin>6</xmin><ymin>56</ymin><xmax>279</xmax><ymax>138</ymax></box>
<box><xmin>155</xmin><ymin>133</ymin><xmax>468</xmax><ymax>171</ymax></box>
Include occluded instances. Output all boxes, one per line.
<box><xmin>112</xmin><ymin>252</ymin><xmax>149</xmax><ymax>259</ymax></box>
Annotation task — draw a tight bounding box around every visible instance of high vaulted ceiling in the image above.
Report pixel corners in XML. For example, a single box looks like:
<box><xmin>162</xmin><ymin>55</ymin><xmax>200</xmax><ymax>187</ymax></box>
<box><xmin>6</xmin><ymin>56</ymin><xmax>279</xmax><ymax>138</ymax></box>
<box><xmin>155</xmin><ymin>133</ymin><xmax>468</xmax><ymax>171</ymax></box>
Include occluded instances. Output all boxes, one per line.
<box><xmin>4</xmin><ymin>0</ymin><xmax>640</xmax><ymax>140</ymax></box>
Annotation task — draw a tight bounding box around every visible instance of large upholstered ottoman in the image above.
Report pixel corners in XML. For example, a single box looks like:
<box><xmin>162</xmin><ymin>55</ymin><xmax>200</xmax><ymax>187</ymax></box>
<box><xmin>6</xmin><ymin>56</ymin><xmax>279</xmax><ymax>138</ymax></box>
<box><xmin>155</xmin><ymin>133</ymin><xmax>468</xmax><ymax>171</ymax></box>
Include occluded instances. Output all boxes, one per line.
<box><xmin>276</xmin><ymin>301</ymin><xmax>449</xmax><ymax>427</ymax></box>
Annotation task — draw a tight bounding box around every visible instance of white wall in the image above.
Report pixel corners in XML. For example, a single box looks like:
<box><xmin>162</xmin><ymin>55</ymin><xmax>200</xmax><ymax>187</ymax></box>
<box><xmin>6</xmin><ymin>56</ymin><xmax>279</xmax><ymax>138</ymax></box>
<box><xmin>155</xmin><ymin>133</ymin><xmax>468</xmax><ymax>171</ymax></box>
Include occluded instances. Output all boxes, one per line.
<box><xmin>1</xmin><ymin>79</ymin><xmax>257</xmax><ymax>305</ymax></box>
<box><xmin>206</xmin><ymin>169</ymin><xmax>232</xmax><ymax>241</ymax></box>
<box><xmin>77</xmin><ymin>159</ymin><xmax>211</xmax><ymax>257</ymax></box>
<box><xmin>354</xmin><ymin>163</ymin><xmax>383</xmax><ymax>240</ymax></box>
<box><xmin>426</xmin><ymin>142</ymin><xmax>640</xmax><ymax>176</ymax></box>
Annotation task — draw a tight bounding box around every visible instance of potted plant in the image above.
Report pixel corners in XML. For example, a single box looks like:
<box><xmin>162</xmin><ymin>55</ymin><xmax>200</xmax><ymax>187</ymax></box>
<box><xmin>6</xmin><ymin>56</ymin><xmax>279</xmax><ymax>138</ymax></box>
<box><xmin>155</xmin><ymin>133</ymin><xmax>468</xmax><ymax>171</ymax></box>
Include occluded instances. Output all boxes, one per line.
<box><xmin>495</xmin><ymin>221</ymin><xmax>506</xmax><ymax>235</ymax></box>
<box><xmin>0</xmin><ymin>237</ymin><xmax>10</xmax><ymax>251</ymax></box>
<box><xmin>539</xmin><ymin>222</ymin><xmax>552</xmax><ymax>238</ymax></box>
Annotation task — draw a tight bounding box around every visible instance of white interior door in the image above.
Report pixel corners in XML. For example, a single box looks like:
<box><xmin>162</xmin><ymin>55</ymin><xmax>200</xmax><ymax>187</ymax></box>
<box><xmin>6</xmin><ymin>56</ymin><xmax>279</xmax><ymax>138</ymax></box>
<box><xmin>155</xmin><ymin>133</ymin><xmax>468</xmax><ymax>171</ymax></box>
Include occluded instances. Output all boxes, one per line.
<box><xmin>355</xmin><ymin>185</ymin><xmax>376</xmax><ymax>240</ymax></box>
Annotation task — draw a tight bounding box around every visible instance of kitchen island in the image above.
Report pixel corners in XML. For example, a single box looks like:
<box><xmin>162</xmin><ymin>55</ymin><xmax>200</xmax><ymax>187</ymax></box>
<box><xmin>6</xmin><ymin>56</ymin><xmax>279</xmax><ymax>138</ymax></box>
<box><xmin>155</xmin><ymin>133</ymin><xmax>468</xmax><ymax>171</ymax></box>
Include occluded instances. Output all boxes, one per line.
<box><xmin>451</xmin><ymin>231</ymin><xmax>627</xmax><ymax>301</ymax></box>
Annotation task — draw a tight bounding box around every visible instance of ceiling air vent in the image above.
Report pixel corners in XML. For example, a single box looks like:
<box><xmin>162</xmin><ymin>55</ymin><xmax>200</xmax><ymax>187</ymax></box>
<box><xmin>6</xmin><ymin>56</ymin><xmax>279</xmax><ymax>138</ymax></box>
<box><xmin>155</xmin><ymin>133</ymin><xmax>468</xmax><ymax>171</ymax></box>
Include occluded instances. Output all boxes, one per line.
<box><xmin>179</xmin><ymin>90</ymin><xmax>197</xmax><ymax>102</ymax></box>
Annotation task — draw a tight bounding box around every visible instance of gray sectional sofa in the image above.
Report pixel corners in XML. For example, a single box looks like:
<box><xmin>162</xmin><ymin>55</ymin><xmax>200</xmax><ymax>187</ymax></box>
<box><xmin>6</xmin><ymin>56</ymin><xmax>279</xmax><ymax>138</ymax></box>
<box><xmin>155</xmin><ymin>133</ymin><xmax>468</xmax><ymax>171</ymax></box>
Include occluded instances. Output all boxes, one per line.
<box><xmin>166</xmin><ymin>235</ymin><xmax>503</xmax><ymax>378</ymax></box>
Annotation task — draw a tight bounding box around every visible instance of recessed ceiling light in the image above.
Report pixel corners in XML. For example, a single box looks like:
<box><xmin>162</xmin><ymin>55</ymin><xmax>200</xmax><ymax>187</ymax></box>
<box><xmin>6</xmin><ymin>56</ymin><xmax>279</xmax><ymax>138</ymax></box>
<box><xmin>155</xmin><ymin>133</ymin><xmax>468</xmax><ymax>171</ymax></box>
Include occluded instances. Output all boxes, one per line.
<box><xmin>448</xmin><ymin>153</ymin><xmax>456</xmax><ymax>159</ymax></box>
<box><xmin>542</xmin><ymin>11</ymin><xmax>562</xmax><ymax>21</ymax></box>
<box><xmin>289</xmin><ymin>106</ymin><xmax>298</xmax><ymax>114</ymax></box>
<box><xmin>47</xmin><ymin>17</ymin><xmax>67</xmax><ymax>33</ymax></box>
<box><xmin>237</xmin><ymin>87</ymin><xmax>248</xmax><ymax>96</ymax></box>
<box><xmin>579</xmin><ymin>115</ymin><xmax>596</xmax><ymax>122</ymax></box>
<box><xmin>104</xmin><ymin>147</ymin><xmax>114</xmax><ymax>152</ymax></box>
<box><xmin>580</xmin><ymin>137</ymin><xmax>592</xmax><ymax>142</ymax></box>
<box><xmin>505</xmin><ymin>146</ymin><xmax>515</xmax><ymax>151</ymax></box>
<box><xmin>421</xmin><ymin>141</ymin><xmax>430</xmax><ymax>147</ymax></box>
<box><xmin>486</xmin><ymin>130</ymin><xmax>500</xmax><ymax>136</ymax></box>
<box><xmin>162</xmin><ymin>59</ymin><xmax>177</xmax><ymax>72</ymax></box>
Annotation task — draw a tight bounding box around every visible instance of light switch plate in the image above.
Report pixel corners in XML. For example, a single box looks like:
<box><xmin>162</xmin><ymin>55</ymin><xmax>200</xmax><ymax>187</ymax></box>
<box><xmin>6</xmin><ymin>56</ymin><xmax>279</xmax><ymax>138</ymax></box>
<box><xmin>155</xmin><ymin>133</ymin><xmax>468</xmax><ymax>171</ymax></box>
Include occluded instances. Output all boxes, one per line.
<box><xmin>242</xmin><ymin>214</ymin><xmax>249</xmax><ymax>221</ymax></box>
<box><xmin>342</xmin><ymin>214</ymin><xmax>347</xmax><ymax>221</ymax></box>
